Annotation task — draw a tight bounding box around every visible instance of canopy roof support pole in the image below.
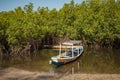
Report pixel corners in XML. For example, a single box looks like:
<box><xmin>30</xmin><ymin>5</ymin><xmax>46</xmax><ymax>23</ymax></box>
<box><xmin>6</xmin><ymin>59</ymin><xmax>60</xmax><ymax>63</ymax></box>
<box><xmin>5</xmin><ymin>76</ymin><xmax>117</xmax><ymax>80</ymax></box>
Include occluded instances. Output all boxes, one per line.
<box><xmin>72</xmin><ymin>45</ymin><xmax>74</xmax><ymax>57</ymax></box>
<box><xmin>65</xmin><ymin>45</ymin><xmax>67</xmax><ymax>56</ymax></box>
<box><xmin>78</xmin><ymin>48</ymin><xmax>79</xmax><ymax>55</ymax></box>
<box><xmin>78</xmin><ymin>43</ymin><xmax>79</xmax><ymax>55</ymax></box>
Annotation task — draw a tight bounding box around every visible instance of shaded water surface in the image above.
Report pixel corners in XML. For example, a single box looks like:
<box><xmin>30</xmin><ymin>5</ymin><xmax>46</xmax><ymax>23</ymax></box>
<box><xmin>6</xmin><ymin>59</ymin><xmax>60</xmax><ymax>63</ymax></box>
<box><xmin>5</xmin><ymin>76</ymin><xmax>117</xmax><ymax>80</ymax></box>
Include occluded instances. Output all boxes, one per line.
<box><xmin>0</xmin><ymin>48</ymin><xmax>120</xmax><ymax>74</ymax></box>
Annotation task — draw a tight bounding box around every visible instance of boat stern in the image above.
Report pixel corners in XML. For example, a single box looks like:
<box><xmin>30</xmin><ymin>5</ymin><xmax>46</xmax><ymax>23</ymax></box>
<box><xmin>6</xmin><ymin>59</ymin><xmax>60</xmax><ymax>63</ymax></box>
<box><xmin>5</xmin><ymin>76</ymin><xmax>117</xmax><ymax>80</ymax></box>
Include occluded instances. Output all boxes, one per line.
<box><xmin>50</xmin><ymin>56</ymin><xmax>64</xmax><ymax>66</ymax></box>
<box><xmin>51</xmin><ymin>60</ymin><xmax>64</xmax><ymax>66</ymax></box>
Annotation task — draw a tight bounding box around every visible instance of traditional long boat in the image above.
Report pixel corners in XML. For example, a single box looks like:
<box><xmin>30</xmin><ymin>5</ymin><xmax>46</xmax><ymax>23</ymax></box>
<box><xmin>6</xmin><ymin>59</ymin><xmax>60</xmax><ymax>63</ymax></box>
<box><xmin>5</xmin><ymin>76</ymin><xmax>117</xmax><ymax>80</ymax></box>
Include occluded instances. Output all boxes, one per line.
<box><xmin>50</xmin><ymin>40</ymin><xmax>83</xmax><ymax>66</ymax></box>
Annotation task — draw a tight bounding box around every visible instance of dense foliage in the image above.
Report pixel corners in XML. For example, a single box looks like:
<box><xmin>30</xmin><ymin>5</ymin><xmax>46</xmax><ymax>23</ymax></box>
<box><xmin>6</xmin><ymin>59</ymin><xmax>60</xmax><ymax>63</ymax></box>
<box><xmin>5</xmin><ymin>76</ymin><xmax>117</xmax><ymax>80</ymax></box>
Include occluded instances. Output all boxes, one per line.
<box><xmin>0</xmin><ymin>0</ymin><xmax>120</xmax><ymax>52</ymax></box>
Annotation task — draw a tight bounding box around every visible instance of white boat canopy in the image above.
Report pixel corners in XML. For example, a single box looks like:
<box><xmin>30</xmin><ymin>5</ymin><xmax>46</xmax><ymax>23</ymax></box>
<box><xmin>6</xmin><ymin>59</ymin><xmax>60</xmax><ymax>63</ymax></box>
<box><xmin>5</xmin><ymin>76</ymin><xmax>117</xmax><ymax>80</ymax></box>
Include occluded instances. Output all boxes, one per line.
<box><xmin>62</xmin><ymin>40</ymin><xmax>82</xmax><ymax>45</ymax></box>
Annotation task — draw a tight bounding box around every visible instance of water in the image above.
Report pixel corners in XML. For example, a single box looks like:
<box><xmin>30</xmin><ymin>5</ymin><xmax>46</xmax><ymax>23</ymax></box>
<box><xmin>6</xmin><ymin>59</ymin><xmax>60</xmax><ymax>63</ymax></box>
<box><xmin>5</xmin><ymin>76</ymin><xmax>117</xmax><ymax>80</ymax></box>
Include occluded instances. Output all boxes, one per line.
<box><xmin>0</xmin><ymin>48</ymin><xmax>120</xmax><ymax>74</ymax></box>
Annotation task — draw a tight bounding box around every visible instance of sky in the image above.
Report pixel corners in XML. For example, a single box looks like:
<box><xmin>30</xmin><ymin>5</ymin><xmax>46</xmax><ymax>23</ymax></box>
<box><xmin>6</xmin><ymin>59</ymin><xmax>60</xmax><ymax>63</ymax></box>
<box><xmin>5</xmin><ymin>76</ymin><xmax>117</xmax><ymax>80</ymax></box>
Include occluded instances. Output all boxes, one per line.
<box><xmin>0</xmin><ymin>0</ymin><xmax>83</xmax><ymax>12</ymax></box>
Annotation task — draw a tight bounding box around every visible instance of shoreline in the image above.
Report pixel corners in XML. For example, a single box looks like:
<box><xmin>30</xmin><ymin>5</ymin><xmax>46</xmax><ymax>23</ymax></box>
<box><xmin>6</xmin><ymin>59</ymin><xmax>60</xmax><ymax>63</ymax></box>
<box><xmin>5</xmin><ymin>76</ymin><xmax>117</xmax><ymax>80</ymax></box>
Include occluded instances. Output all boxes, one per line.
<box><xmin>44</xmin><ymin>45</ymin><xmax>82</xmax><ymax>49</ymax></box>
<box><xmin>0</xmin><ymin>67</ymin><xmax>120</xmax><ymax>80</ymax></box>
<box><xmin>0</xmin><ymin>67</ymin><xmax>56</xmax><ymax>80</ymax></box>
<box><xmin>59</xmin><ymin>73</ymin><xmax>120</xmax><ymax>80</ymax></box>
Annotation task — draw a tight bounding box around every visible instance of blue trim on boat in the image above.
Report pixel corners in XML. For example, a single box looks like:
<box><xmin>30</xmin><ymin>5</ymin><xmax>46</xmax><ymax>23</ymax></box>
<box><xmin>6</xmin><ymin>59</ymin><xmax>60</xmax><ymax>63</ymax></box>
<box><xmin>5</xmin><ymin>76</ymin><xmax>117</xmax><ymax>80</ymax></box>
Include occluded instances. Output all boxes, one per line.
<box><xmin>51</xmin><ymin>61</ymin><xmax>64</xmax><ymax>66</ymax></box>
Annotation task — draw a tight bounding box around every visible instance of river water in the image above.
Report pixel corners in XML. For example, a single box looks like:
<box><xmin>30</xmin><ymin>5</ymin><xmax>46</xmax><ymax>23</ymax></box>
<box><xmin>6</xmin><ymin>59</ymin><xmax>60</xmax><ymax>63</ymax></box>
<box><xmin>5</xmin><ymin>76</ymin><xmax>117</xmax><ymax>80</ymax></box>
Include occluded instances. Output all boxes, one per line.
<box><xmin>0</xmin><ymin>48</ymin><xmax>120</xmax><ymax>74</ymax></box>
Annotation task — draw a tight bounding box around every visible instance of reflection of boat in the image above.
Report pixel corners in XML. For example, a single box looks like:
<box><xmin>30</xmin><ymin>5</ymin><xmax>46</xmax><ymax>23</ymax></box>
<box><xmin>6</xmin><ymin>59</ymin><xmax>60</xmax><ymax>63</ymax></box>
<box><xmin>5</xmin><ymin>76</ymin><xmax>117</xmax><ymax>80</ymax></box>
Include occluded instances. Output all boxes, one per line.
<box><xmin>50</xmin><ymin>40</ymin><xmax>83</xmax><ymax>66</ymax></box>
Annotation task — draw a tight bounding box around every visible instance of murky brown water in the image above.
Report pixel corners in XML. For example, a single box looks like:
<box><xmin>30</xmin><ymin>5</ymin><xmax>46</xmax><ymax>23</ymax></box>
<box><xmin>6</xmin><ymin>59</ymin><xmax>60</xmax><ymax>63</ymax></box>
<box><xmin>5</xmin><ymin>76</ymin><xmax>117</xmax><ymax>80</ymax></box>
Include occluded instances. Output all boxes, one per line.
<box><xmin>0</xmin><ymin>48</ymin><xmax>120</xmax><ymax>74</ymax></box>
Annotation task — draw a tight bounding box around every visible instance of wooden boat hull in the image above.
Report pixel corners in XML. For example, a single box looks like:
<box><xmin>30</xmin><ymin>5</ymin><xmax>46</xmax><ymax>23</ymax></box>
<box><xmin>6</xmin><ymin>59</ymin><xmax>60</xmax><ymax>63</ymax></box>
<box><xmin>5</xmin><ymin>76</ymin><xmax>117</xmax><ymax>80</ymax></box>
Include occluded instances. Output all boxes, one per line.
<box><xmin>51</xmin><ymin>49</ymin><xmax>83</xmax><ymax>66</ymax></box>
<box><xmin>50</xmin><ymin>40</ymin><xmax>84</xmax><ymax>66</ymax></box>
<box><xmin>51</xmin><ymin>55</ymin><xmax>81</xmax><ymax>66</ymax></box>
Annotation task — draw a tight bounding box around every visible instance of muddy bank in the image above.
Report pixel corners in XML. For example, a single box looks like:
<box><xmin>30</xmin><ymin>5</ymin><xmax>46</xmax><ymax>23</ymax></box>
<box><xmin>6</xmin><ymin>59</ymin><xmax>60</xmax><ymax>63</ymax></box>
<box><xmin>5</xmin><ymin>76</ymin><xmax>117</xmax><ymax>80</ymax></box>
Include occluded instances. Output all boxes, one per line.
<box><xmin>0</xmin><ymin>67</ymin><xmax>56</xmax><ymax>80</ymax></box>
<box><xmin>60</xmin><ymin>74</ymin><xmax>120</xmax><ymax>80</ymax></box>
<box><xmin>0</xmin><ymin>67</ymin><xmax>120</xmax><ymax>80</ymax></box>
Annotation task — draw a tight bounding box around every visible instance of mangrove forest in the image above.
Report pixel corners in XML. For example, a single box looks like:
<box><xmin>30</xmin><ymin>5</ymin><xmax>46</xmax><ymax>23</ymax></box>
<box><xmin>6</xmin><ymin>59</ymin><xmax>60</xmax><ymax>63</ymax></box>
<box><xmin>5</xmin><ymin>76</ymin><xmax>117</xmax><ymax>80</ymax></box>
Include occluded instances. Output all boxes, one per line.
<box><xmin>0</xmin><ymin>0</ymin><xmax>120</xmax><ymax>55</ymax></box>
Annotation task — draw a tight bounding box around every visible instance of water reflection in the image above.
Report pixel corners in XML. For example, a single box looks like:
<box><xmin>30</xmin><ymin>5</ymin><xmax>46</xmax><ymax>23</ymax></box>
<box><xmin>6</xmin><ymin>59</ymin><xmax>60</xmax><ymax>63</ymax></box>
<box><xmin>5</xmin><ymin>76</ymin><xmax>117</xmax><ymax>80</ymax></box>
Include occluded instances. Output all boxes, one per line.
<box><xmin>0</xmin><ymin>48</ymin><xmax>120</xmax><ymax>73</ymax></box>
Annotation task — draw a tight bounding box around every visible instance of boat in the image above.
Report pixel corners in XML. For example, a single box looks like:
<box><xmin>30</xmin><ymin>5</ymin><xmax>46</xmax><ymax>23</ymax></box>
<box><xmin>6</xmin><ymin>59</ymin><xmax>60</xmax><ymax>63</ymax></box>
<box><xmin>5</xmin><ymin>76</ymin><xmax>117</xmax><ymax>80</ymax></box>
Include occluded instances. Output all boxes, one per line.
<box><xmin>50</xmin><ymin>40</ymin><xmax>83</xmax><ymax>66</ymax></box>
